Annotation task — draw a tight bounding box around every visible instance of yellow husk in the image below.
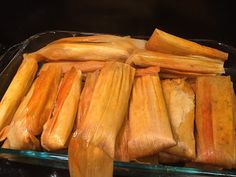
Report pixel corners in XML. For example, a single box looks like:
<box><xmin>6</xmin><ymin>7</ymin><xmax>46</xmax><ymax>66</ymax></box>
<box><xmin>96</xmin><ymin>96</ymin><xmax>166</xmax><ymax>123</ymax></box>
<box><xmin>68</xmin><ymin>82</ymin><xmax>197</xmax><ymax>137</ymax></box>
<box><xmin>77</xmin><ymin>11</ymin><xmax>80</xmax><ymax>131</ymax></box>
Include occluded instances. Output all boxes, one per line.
<box><xmin>126</xmin><ymin>50</ymin><xmax>225</xmax><ymax>75</ymax></box>
<box><xmin>41</xmin><ymin>68</ymin><xmax>82</xmax><ymax>151</ymax></box>
<box><xmin>146</xmin><ymin>28</ymin><xmax>228</xmax><ymax>60</ymax></box>
<box><xmin>23</xmin><ymin>35</ymin><xmax>140</xmax><ymax>62</ymax></box>
<box><xmin>115</xmin><ymin>115</ymin><xmax>130</xmax><ymax>162</ymax></box>
<box><xmin>195</xmin><ymin>76</ymin><xmax>236</xmax><ymax>168</ymax></box>
<box><xmin>0</xmin><ymin>58</ymin><xmax>38</xmax><ymax>131</ymax></box>
<box><xmin>128</xmin><ymin>74</ymin><xmax>176</xmax><ymax>159</ymax></box>
<box><xmin>76</xmin><ymin>71</ymin><xmax>99</xmax><ymax>128</ymax></box>
<box><xmin>5</xmin><ymin>65</ymin><xmax>62</xmax><ymax>150</ymax></box>
<box><xmin>162</xmin><ymin>79</ymin><xmax>196</xmax><ymax>159</ymax></box>
<box><xmin>69</xmin><ymin>134</ymin><xmax>113</xmax><ymax>177</ymax></box>
<box><xmin>77</xmin><ymin>62</ymin><xmax>135</xmax><ymax>158</ymax></box>
<box><xmin>69</xmin><ymin>62</ymin><xmax>134</xmax><ymax>177</ymax></box>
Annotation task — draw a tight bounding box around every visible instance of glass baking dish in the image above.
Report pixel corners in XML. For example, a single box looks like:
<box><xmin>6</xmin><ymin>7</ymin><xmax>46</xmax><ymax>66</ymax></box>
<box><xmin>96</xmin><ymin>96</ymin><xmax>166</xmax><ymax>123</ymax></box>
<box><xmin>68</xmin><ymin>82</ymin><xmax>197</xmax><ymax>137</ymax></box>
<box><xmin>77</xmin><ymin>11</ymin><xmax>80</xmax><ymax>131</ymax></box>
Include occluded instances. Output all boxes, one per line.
<box><xmin>0</xmin><ymin>30</ymin><xmax>236</xmax><ymax>177</ymax></box>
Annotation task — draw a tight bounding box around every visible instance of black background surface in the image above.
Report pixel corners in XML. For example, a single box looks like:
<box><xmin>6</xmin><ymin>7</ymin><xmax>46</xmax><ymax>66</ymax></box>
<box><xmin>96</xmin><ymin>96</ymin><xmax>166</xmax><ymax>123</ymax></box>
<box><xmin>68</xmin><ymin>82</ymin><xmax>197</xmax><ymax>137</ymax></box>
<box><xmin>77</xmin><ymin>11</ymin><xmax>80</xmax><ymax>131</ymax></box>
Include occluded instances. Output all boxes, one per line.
<box><xmin>0</xmin><ymin>0</ymin><xmax>236</xmax><ymax>176</ymax></box>
<box><xmin>0</xmin><ymin>0</ymin><xmax>236</xmax><ymax>48</ymax></box>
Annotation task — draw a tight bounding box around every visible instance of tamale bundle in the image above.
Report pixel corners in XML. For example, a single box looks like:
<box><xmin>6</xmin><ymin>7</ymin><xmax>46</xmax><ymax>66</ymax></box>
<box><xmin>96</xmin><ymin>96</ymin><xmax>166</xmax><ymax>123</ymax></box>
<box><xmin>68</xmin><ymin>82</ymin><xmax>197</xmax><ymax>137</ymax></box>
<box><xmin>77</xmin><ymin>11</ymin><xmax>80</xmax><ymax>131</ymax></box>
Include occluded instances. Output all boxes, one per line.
<box><xmin>195</xmin><ymin>76</ymin><xmax>236</xmax><ymax>168</ymax></box>
<box><xmin>69</xmin><ymin>62</ymin><xmax>135</xmax><ymax>177</ymax></box>
<box><xmin>51</xmin><ymin>34</ymin><xmax>147</xmax><ymax>49</ymax></box>
<box><xmin>41</xmin><ymin>67</ymin><xmax>82</xmax><ymax>151</ymax></box>
<box><xmin>5</xmin><ymin>65</ymin><xmax>62</xmax><ymax>150</ymax></box>
<box><xmin>76</xmin><ymin>71</ymin><xmax>99</xmax><ymax>128</ymax></box>
<box><xmin>76</xmin><ymin>62</ymin><xmax>135</xmax><ymax>158</ymax></box>
<box><xmin>0</xmin><ymin>82</ymin><xmax>36</xmax><ymax>143</ymax></box>
<box><xmin>146</xmin><ymin>28</ymin><xmax>228</xmax><ymax>60</ymax></box>
<box><xmin>0</xmin><ymin>58</ymin><xmax>38</xmax><ymax>131</ymax></box>
<box><xmin>23</xmin><ymin>34</ymin><xmax>142</xmax><ymax>62</ymax></box>
<box><xmin>162</xmin><ymin>79</ymin><xmax>196</xmax><ymax>160</ymax></box>
<box><xmin>126</xmin><ymin>50</ymin><xmax>225</xmax><ymax>75</ymax></box>
<box><xmin>128</xmin><ymin>74</ymin><xmax>176</xmax><ymax>160</ymax></box>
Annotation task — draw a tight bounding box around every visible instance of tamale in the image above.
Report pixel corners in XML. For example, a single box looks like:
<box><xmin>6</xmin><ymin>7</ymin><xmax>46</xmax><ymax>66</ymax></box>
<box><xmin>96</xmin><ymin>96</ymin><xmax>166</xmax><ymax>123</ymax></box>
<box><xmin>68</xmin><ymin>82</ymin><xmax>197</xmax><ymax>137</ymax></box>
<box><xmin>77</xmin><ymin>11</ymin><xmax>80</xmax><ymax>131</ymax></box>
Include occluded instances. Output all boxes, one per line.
<box><xmin>195</xmin><ymin>76</ymin><xmax>236</xmax><ymax>168</ymax></box>
<box><xmin>5</xmin><ymin>65</ymin><xmax>62</xmax><ymax>150</ymax></box>
<box><xmin>115</xmin><ymin>115</ymin><xmax>130</xmax><ymax>162</ymax></box>
<box><xmin>0</xmin><ymin>82</ymin><xmax>36</xmax><ymax>142</ymax></box>
<box><xmin>39</xmin><ymin>61</ymin><xmax>105</xmax><ymax>74</ymax></box>
<box><xmin>23</xmin><ymin>36</ymin><xmax>137</xmax><ymax>62</ymax></box>
<box><xmin>128</xmin><ymin>75</ymin><xmax>176</xmax><ymax>160</ymax></box>
<box><xmin>41</xmin><ymin>68</ymin><xmax>82</xmax><ymax>151</ymax></box>
<box><xmin>69</xmin><ymin>63</ymin><xmax>134</xmax><ymax>177</ymax></box>
<box><xmin>52</xmin><ymin>34</ymin><xmax>146</xmax><ymax>47</ymax></box>
<box><xmin>162</xmin><ymin>79</ymin><xmax>196</xmax><ymax>160</ymax></box>
<box><xmin>0</xmin><ymin>58</ymin><xmax>38</xmax><ymax>131</ymax></box>
<box><xmin>76</xmin><ymin>71</ymin><xmax>99</xmax><ymax>128</ymax></box>
<box><xmin>146</xmin><ymin>28</ymin><xmax>228</xmax><ymax>60</ymax></box>
<box><xmin>51</xmin><ymin>34</ymin><xmax>146</xmax><ymax>49</ymax></box>
<box><xmin>69</xmin><ymin>134</ymin><xmax>113</xmax><ymax>177</ymax></box>
<box><xmin>126</xmin><ymin>50</ymin><xmax>225</xmax><ymax>75</ymax></box>
<box><xmin>77</xmin><ymin>62</ymin><xmax>135</xmax><ymax>158</ymax></box>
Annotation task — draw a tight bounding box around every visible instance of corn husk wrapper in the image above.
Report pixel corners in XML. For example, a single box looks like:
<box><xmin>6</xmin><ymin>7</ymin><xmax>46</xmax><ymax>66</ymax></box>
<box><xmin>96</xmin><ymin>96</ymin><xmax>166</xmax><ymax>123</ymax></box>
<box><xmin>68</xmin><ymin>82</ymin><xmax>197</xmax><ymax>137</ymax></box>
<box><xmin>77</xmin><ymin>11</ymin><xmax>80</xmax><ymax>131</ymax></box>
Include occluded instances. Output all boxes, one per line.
<box><xmin>23</xmin><ymin>35</ymin><xmax>140</xmax><ymax>62</ymax></box>
<box><xmin>126</xmin><ymin>50</ymin><xmax>224</xmax><ymax>75</ymax></box>
<box><xmin>5</xmin><ymin>65</ymin><xmax>62</xmax><ymax>150</ymax></box>
<box><xmin>51</xmin><ymin>34</ymin><xmax>146</xmax><ymax>49</ymax></box>
<box><xmin>76</xmin><ymin>71</ymin><xmax>99</xmax><ymax>128</ymax></box>
<box><xmin>162</xmin><ymin>79</ymin><xmax>196</xmax><ymax>159</ymax></box>
<box><xmin>0</xmin><ymin>81</ymin><xmax>36</xmax><ymax>143</ymax></box>
<box><xmin>77</xmin><ymin>62</ymin><xmax>135</xmax><ymax>158</ymax></box>
<box><xmin>146</xmin><ymin>28</ymin><xmax>228</xmax><ymax>60</ymax></box>
<box><xmin>69</xmin><ymin>135</ymin><xmax>113</xmax><ymax>177</ymax></box>
<box><xmin>128</xmin><ymin>75</ymin><xmax>176</xmax><ymax>159</ymax></box>
<box><xmin>41</xmin><ymin>68</ymin><xmax>82</xmax><ymax>151</ymax></box>
<box><xmin>39</xmin><ymin>61</ymin><xmax>105</xmax><ymax>74</ymax></box>
<box><xmin>195</xmin><ymin>76</ymin><xmax>236</xmax><ymax>168</ymax></box>
<box><xmin>69</xmin><ymin>62</ymin><xmax>134</xmax><ymax>177</ymax></box>
<box><xmin>115</xmin><ymin>115</ymin><xmax>130</xmax><ymax>162</ymax></box>
<box><xmin>0</xmin><ymin>58</ymin><xmax>38</xmax><ymax>131</ymax></box>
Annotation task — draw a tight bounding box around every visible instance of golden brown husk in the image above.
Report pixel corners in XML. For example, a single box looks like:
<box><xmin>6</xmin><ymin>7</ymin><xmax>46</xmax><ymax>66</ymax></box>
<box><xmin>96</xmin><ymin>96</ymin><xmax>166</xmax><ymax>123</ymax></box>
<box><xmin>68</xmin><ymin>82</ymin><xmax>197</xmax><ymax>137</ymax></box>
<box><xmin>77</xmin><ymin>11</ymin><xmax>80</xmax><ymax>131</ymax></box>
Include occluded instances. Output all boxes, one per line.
<box><xmin>69</xmin><ymin>62</ymin><xmax>135</xmax><ymax>177</ymax></box>
<box><xmin>23</xmin><ymin>35</ymin><xmax>140</xmax><ymax>62</ymax></box>
<box><xmin>115</xmin><ymin>115</ymin><xmax>130</xmax><ymax>162</ymax></box>
<box><xmin>41</xmin><ymin>68</ymin><xmax>82</xmax><ymax>151</ymax></box>
<box><xmin>146</xmin><ymin>28</ymin><xmax>228</xmax><ymax>60</ymax></box>
<box><xmin>69</xmin><ymin>134</ymin><xmax>113</xmax><ymax>177</ymax></box>
<box><xmin>162</xmin><ymin>79</ymin><xmax>196</xmax><ymax>159</ymax></box>
<box><xmin>0</xmin><ymin>58</ymin><xmax>38</xmax><ymax>131</ymax></box>
<box><xmin>5</xmin><ymin>65</ymin><xmax>62</xmax><ymax>150</ymax></box>
<box><xmin>76</xmin><ymin>71</ymin><xmax>99</xmax><ymax>128</ymax></box>
<box><xmin>195</xmin><ymin>76</ymin><xmax>236</xmax><ymax>168</ymax></box>
<box><xmin>126</xmin><ymin>50</ymin><xmax>225</xmax><ymax>75</ymax></box>
<box><xmin>128</xmin><ymin>74</ymin><xmax>176</xmax><ymax>159</ymax></box>
<box><xmin>77</xmin><ymin>62</ymin><xmax>135</xmax><ymax>158</ymax></box>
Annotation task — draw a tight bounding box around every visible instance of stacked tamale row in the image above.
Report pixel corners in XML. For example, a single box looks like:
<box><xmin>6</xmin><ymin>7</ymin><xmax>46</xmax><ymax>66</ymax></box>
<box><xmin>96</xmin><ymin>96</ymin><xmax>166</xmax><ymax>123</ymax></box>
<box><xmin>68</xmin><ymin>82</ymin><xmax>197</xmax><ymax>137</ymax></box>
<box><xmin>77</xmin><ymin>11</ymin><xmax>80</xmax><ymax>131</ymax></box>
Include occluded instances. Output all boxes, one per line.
<box><xmin>0</xmin><ymin>28</ymin><xmax>235</xmax><ymax>177</ymax></box>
